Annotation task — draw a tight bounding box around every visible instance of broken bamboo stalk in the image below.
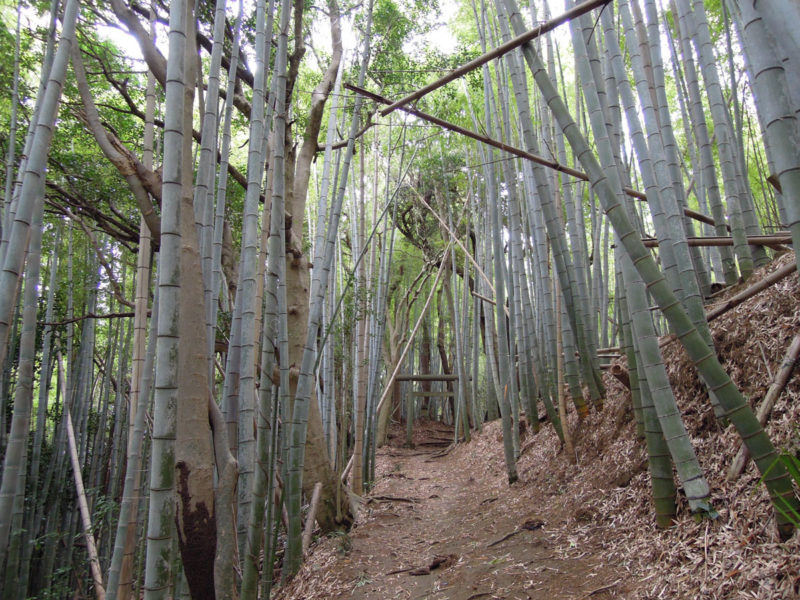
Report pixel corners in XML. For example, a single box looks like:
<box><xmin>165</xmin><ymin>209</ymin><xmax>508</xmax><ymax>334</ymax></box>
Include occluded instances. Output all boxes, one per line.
<box><xmin>610</xmin><ymin>364</ymin><xmax>631</xmax><ymax>390</ymax></box>
<box><xmin>341</xmin><ymin>453</ymin><xmax>354</xmax><ymax>484</ymax></box>
<box><xmin>302</xmin><ymin>482</ymin><xmax>323</xmax><ymax>555</ymax></box>
<box><xmin>727</xmin><ymin>332</ymin><xmax>800</xmax><ymax>481</ymax></box>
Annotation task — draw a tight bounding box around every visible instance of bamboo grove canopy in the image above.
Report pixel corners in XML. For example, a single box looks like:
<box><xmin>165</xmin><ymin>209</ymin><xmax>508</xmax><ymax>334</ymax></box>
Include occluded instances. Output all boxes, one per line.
<box><xmin>0</xmin><ymin>0</ymin><xmax>799</xmax><ymax>598</ymax></box>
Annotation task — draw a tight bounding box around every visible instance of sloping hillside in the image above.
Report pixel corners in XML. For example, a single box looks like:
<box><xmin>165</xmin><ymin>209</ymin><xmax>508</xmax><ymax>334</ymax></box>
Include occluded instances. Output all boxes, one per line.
<box><xmin>277</xmin><ymin>253</ymin><xmax>800</xmax><ymax>599</ymax></box>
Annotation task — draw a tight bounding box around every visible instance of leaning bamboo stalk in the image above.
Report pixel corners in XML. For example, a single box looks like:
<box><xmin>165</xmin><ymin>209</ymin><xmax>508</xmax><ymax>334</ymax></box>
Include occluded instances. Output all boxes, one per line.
<box><xmin>0</xmin><ymin>0</ymin><xmax>79</xmax><ymax>374</ymax></box>
<box><xmin>3</xmin><ymin>5</ymin><xmax>21</xmax><ymax>218</ymax></box>
<box><xmin>374</xmin><ymin>249</ymin><xmax>451</xmax><ymax>421</ymax></box>
<box><xmin>1</xmin><ymin>0</ymin><xmax>58</xmax><ymax>252</ymax></box>
<box><xmin>380</xmin><ymin>0</ymin><xmax>612</xmax><ymax>115</ymax></box>
<box><xmin>727</xmin><ymin>333</ymin><xmax>800</xmax><ymax>481</ymax></box>
<box><xmin>706</xmin><ymin>260</ymin><xmax>797</xmax><ymax>322</ymax></box>
<box><xmin>349</xmin><ymin>83</ymin><xmax>716</xmax><ymax>230</ymax></box>
<box><xmin>501</xmin><ymin>0</ymin><xmax>798</xmax><ymax>537</ymax></box>
<box><xmin>60</xmin><ymin>352</ymin><xmax>106</xmax><ymax>600</ymax></box>
<box><xmin>570</xmin><ymin>0</ymin><xmax>712</xmax><ymax>511</ymax></box>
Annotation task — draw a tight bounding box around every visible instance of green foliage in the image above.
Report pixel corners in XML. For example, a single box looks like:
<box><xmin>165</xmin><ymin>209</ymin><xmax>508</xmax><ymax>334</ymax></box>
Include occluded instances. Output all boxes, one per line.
<box><xmin>328</xmin><ymin>529</ymin><xmax>352</xmax><ymax>555</ymax></box>
<box><xmin>758</xmin><ymin>443</ymin><xmax>800</xmax><ymax>528</ymax></box>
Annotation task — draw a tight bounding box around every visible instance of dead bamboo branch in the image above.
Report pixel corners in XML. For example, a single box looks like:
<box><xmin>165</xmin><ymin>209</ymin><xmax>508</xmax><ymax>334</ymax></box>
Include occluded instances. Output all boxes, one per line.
<box><xmin>706</xmin><ymin>261</ymin><xmax>797</xmax><ymax>323</ymax></box>
<box><xmin>348</xmin><ymin>83</ymin><xmax>717</xmax><ymax>230</ymax></box>
<box><xmin>42</xmin><ymin>311</ymin><xmax>140</xmax><ymax>326</ymax></box>
<box><xmin>727</xmin><ymin>332</ymin><xmax>800</xmax><ymax>480</ymax></box>
<box><xmin>471</xmin><ymin>290</ymin><xmax>496</xmax><ymax>305</ymax></box>
<box><xmin>302</xmin><ymin>482</ymin><xmax>323</xmax><ymax>555</ymax></box>
<box><xmin>641</xmin><ymin>233</ymin><xmax>792</xmax><ymax>247</ymax></box>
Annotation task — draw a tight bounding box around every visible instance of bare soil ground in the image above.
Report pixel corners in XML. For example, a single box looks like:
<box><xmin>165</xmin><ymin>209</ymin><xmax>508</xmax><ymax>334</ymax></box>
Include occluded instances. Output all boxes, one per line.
<box><xmin>276</xmin><ymin>420</ymin><xmax>627</xmax><ymax>600</ymax></box>
<box><xmin>276</xmin><ymin>252</ymin><xmax>800</xmax><ymax>600</ymax></box>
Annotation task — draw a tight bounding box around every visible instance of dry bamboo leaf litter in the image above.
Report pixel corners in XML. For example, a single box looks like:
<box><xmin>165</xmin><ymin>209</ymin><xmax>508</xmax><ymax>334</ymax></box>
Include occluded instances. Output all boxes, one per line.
<box><xmin>275</xmin><ymin>253</ymin><xmax>799</xmax><ymax>600</ymax></box>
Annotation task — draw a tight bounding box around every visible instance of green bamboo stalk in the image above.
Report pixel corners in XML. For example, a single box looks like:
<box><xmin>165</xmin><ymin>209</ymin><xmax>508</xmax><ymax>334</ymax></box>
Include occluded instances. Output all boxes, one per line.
<box><xmin>502</xmin><ymin>0</ymin><xmax>798</xmax><ymax>538</ymax></box>
<box><xmin>0</xmin><ymin>191</ymin><xmax>44</xmax><ymax>600</ymax></box>
<box><xmin>676</xmin><ymin>0</ymin><xmax>753</xmax><ymax>279</ymax></box>
<box><xmin>730</xmin><ymin>0</ymin><xmax>800</xmax><ymax>274</ymax></box>
<box><xmin>142</xmin><ymin>0</ymin><xmax>193</xmax><ymax>593</ymax></box>
<box><xmin>0</xmin><ymin>0</ymin><xmax>79</xmax><ymax>393</ymax></box>
<box><xmin>235</xmin><ymin>0</ymin><xmax>272</xmax><ymax>552</ymax></box>
<box><xmin>632</xmin><ymin>332</ymin><xmax>677</xmax><ymax>528</ymax></box>
<box><xmin>285</xmin><ymin>0</ymin><xmax>374</xmax><ymax>573</ymax></box>
<box><xmin>670</xmin><ymin>0</ymin><xmax>737</xmax><ymax>285</ymax></box>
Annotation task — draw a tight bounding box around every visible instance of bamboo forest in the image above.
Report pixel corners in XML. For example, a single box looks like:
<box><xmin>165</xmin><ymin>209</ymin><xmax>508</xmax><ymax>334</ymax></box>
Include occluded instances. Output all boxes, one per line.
<box><xmin>1</xmin><ymin>0</ymin><xmax>800</xmax><ymax>597</ymax></box>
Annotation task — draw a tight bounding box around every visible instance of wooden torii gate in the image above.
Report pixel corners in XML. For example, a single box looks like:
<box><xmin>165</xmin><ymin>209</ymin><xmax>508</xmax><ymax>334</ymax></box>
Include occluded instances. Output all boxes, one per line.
<box><xmin>393</xmin><ymin>374</ymin><xmax>459</xmax><ymax>413</ymax></box>
<box><xmin>392</xmin><ymin>374</ymin><xmax>461</xmax><ymax>446</ymax></box>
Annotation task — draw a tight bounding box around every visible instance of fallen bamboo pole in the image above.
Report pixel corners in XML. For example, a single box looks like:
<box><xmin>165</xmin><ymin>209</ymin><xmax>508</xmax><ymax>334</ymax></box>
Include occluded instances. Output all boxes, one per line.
<box><xmin>657</xmin><ymin>258</ymin><xmax>797</xmax><ymax>350</ymax></box>
<box><xmin>609</xmin><ymin>364</ymin><xmax>631</xmax><ymax>389</ymax></box>
<box><xmin>642</xmin><ymin>233</ymin><xmax>792</xmax><ymax>247</ymax></box>
<box><xmin>379</xmin><ymin>0</ymin><xmax>613</xmax><ymax>116</ymax></box>
<box><xmin>597</xmin><ymin>346</ymin><xmax>622</xmax><ymax>354</ymax></box>
<box><xmin>395</xmin><ymin>374</ymin><xmax>460</xmax><ymax>381</ymax></box>
<box><xmin>706</xmin><ymin>260</ymin><xmax>797</xmax><ymax>323</ymax></box>
<box><xmin>348</xmin><ymin>83</ymin><xmax>718</xmax><ymax>230</ymax></box>
<box><xmin>727</xmin><ymin>333</ymin><xmax>800</xmax><ymax>481</ymax></box>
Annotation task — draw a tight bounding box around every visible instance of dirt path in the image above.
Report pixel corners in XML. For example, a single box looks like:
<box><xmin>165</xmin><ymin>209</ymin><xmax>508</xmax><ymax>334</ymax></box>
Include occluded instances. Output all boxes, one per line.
<box><xmin>277</xmin><ymin>421</ymin><xmax>628</xmax><ymax>599</ymax></box>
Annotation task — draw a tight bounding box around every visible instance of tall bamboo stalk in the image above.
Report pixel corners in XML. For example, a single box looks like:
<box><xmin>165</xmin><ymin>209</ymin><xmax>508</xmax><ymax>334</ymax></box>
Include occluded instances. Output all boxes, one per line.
<box><xmin>502</xmin><ymin>0</ymin><xmax>798</xmax><ymax>538</ymax></box>
<box><xmin>143</xmin><ymin>0</ymin><xmax>193</xmax><ymax>592</ymax></box>
<box><xmin>0</xmin><ymin>0</ymin><xmax>79</xmax><ymax>394</ymax></box>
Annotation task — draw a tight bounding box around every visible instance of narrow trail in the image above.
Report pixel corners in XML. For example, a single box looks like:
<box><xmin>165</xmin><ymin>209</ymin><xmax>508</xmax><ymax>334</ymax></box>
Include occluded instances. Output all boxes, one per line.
<box><xmin>276</xmin><ymin>256</ymin><xmax>800</xmax><ymax>600</ymax></box>
<box><xmin>277</xmin><ymin>421</ymin><xmax>627</xmax><ymax>599</ymax></box>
